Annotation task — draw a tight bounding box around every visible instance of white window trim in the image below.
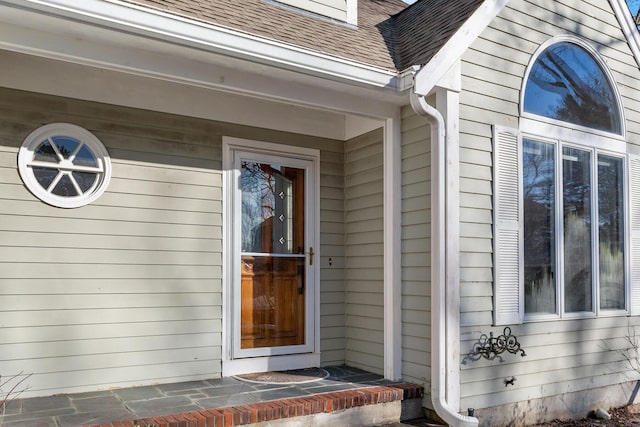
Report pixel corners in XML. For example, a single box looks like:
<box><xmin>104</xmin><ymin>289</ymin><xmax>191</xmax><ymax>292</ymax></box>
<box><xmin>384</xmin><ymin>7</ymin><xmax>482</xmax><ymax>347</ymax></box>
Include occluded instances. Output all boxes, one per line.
<box><xmin>494</xmin><ymin>125</ymin><xmax>637</xmax><ymax>324</ymax></box>
<box><xmin>495</xmin><ymin>35</ymin><xmax>633</xmax><ymax>325</ymax></box>
<box><xmin>221</xmin><ymin>136</ymin><xmax>321</xmax><ymax>376</ymax></box>
<box><xmin>523</xmin><ymin>136</ymin><xmax>629</xmax><ymax>322</ymax></box>
<box><xmin>17</xmin><ymin>123</ymin><xmax>111</xmax><ymax>208</ymax></box>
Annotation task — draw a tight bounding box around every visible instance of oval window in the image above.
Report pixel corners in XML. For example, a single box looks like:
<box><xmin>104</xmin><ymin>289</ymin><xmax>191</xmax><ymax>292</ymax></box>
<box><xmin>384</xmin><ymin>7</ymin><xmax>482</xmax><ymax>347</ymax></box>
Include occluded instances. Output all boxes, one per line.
<box><xmin>18</xmin><ymin>123</ymin><xmax>112</xmax><ymax>208</ymax></box>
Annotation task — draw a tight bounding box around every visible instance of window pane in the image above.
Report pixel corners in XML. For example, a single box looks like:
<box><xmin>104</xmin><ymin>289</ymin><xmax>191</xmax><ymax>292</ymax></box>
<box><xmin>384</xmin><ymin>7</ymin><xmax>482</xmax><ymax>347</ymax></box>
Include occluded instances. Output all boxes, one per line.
<box><xmin>524</xmin><ymin>42</ymin><xmax>621</xmax><ymax>133</ymax></box>
<box><xmin>598</xmin><ymin>155</ymin><xmax>625</xmax><ymax>310</ymax></box>
<box><xmin>51</xmin><ymin>174</ymin><xmax>78</xmax><ymax>197</ymax></box>
<box><xmin>523</xmin><ymin>139</ymin><xmax>557</xmax><ymax>314</ymax></box>
<box><xmin>563</xmin><ymin>147</ymin><xmax>593</xmax><ymax>313</ymax></box>
<box><xmin>73</xmin><ymin>144</ymin><xmax>98</xmax><ymax>168</ymax></box>
<box><xmin>34</xmin><ymin>140</ymin><xmax>58</xmax><ymax>163</ymax></box>
<box><xmin>51</xmin><ymin>136</ymin><xmax>81</xmax><ymax>159</ymax></box>
<box><xmin>72</xmin><ymin>171</ymin><xmax>98</xmax><ymax>193</ymax></box>
<box><xmin>33</xmin><ymin>167</ymin><xmax>58</xmax><ymax>189</ymax></box>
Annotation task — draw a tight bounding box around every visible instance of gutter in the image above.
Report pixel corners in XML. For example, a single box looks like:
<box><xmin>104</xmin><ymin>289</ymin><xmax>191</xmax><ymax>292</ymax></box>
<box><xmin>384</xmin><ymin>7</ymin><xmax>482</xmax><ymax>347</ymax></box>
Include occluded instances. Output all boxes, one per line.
<box><xmin>409</xmin><ymin>88</ymin><xmax>479</xmax><ymax>427</ymax></box>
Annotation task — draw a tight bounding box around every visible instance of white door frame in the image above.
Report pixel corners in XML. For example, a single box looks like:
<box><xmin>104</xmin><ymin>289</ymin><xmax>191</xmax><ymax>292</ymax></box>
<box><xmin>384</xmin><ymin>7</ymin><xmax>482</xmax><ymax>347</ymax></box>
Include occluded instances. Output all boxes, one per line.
<box><xmin>222</xmin><ymin>136</ymin><xmax>321</xmax><ymax>376</ymax></box>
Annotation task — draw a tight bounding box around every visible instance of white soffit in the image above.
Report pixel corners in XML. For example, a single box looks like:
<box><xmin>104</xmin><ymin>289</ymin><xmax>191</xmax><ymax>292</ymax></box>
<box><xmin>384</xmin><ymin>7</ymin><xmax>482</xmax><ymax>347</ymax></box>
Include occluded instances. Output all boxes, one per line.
<box><xmin>0</xmin><ymin>0</ymin><xmax>400</xmax><ymax>90</ymax></box>
<box><xmin>2</xmin><ymin>50</ymin><xmax>350</xmax><ymax>140</ymax></box>
<box><xmin>0</xmin><ymin>1</ymin><xmax>406</xmax><ymax>119</ymax></box>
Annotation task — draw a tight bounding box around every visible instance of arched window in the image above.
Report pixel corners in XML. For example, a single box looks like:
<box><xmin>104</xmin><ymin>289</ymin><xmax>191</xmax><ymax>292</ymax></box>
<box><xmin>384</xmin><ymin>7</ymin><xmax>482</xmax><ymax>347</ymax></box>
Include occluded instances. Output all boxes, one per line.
<box><xmin>493</xmin><ymin>37</ymin><xmax>637</xmax><ymax>325</ymax></box>
<box><xmin>523</xmin><ymin>40</ymin><xmax>622</xmax><ymax>134</ymax></box>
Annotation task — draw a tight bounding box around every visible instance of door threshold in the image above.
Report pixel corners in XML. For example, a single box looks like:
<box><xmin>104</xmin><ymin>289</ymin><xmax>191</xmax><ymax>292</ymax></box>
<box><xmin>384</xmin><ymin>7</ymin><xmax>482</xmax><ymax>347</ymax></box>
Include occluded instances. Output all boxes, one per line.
<box><xmin>222</xmin><ymin>352</ymin><xmax>321</xmax><ymax>377</ymax></box>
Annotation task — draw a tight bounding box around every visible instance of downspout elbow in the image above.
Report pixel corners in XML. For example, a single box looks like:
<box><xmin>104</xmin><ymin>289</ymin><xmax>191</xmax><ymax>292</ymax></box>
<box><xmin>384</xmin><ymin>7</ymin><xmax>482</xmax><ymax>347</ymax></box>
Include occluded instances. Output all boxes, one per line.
<box><xmin>409</xmin><ymin>90</ymin><xmax>479</xmax><ymax>427</ymax></box>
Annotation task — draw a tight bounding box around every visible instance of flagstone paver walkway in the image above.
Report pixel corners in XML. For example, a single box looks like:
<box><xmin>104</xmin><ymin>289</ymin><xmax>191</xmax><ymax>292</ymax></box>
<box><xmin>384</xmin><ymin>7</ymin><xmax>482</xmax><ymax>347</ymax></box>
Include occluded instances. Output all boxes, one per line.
<box><xmin>0</xmin><ymin>366</ymin><xmax>424</xmax><ymax>427</ymax></box>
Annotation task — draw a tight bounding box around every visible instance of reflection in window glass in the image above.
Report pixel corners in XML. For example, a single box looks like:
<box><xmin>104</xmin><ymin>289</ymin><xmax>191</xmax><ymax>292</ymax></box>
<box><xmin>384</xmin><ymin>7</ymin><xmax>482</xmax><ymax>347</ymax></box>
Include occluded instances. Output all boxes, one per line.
<box><xmin>33</xmin><ymin>167</ymin><xmax>57</xmax><ymax>189</ymax></box>
<box><xmin>51</xmin><ymin>136</ymin><xmax>80</xmax><ymax>159</ymax></box>
<box><xmin>73</xmin><ymin>171</ymin><xmax>98</xmax><ymax>193</ymax></box>
<box><xmin>34</xmin><ymin>140</ymin><xmax>58</xmax><ymax>163</ymax></box>
<box><xmin>563</xmin><ymin>147</ymin><xmax>593</xmax><ymax>313</ymax></box>
<box><xmin>31</xmin><ymin>138</ymin><xmax>100</xmax><ymax>198</ymax></box>
<box><xmin>523</xmin><ymin>140</ymin><xmax>557</xmax><ymax>314</ymax></box>
<box><xmin>524</xmin><ymin>42</ymin><xmax>621</xmax><ymax>133</ymax></box>
<box><xmin>240</xmin><ymin>162</ymin><xmax>304</xmax><ymax>255</ymax></box>
<box><xmin>74</xmin><ymin>145</ymin><xmax>98</xmax><ymax>167</ymax></box>
<box><xmin>18</xmin><ymin>123</ymin><xmax>111</xmax><ymax>208</ymax></box>
<box><xmin>51</xmin><ymin>175</ymin><xmax>76</xmax><ymax>197</ymax></box>
<box><xmin>598</xmin><ymin>155</ymin><xmax>625</xmax><ymax>310</ymax></box>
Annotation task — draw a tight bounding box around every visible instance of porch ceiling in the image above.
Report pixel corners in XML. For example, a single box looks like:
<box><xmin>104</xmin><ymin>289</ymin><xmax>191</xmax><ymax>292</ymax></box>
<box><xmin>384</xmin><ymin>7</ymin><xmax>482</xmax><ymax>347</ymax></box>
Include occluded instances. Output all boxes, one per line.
<box><xmin>0</xmin><ymin>1</ymin><xmax>409</xmax><ymax>110</ymax></box>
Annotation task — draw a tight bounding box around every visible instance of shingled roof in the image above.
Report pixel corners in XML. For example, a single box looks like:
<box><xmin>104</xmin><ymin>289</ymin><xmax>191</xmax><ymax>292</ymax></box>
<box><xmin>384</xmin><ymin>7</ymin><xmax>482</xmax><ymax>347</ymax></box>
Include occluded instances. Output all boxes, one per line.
<box><xmin>391</xmin><ymin>0</ymin><xmax>484</xmax><ymax>70</ymax></box>
<box><xmin>118</xmin><ymin>0</ymin><xmax>485</xmax><ymax>73</ymax></box>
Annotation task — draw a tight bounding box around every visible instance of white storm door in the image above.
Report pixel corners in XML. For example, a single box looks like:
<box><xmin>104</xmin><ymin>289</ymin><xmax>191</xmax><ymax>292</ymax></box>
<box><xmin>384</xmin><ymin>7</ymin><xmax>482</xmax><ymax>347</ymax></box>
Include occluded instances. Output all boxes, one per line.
<box><xmin>228</xmin><ymin>142</ymin><xmax>318</xmax><ymax>360</ymax></box>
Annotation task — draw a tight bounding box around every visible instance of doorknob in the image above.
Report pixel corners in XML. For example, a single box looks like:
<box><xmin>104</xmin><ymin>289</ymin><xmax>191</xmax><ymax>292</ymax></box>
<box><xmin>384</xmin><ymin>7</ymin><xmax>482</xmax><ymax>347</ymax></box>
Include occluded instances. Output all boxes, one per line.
<box><xmin>307</xmin><ymin>247</ymin><xmax>314</xmax><ymax>265</ymax></box>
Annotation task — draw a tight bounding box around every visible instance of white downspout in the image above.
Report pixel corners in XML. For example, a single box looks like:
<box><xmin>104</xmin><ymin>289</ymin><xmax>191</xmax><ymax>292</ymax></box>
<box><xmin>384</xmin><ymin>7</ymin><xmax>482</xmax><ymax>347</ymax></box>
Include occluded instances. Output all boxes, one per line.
<box><xmin>409</xmin><ymin>90</ymin><xmax>478</xmax><ymax>427</ymax></box>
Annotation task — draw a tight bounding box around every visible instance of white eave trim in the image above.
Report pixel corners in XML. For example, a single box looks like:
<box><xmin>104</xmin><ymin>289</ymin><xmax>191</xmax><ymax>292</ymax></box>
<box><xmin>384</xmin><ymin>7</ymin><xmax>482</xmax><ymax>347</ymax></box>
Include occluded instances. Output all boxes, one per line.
<box><xmin>413</xmin><ymin>0</ymin><xmax>509</xmax><ymax>96</ymax></box>
<box><xmin>0</xmin><ymin>0</ymin><xmax>401</xmax><ymax>90</ymax></box>
<box><xmin>610</xmin><ymin>0</ymin><xmax>640</xmax><ymax>70</ymax></box>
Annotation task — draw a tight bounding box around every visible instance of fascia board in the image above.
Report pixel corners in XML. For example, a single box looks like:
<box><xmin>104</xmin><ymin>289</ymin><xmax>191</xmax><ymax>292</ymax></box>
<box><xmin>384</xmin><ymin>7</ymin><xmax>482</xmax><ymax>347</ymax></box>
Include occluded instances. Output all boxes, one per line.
<box><xmin>610</xmin><ymin>0</ymin><xmax>640</xmax><ymax>70</ymax></box>
<box><xmin>0</xmin><ymin>0</ymin><xmax>400</xmax><ymax>90</ymax></box>
<box><xmin>413</xmin><ymin>0</ymin><xmax>509</xmax><ymax>96</ymax></box>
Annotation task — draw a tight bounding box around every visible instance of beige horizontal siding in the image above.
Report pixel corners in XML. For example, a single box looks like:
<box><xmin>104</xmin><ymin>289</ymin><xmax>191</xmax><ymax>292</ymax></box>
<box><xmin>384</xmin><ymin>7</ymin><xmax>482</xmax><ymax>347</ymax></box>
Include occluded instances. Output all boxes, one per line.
<box><xmin>460</xmin><ymin>317</ymin><xmax>640</xmax><ymax>409</ymax></box>
<box><xmin>319</xmin><ymin>133</ymin><xmax>346</xmax><ymax>367</ymax></box>
<box><xmin>0</xmin><ymin>86</ymin><xmax>346</xmax><ymax>396</ymax></box>
<box><xmin>458</xmin><ymin>0</ymin><xmax>640</xmax><ymax>412</ymax></box>
<box><xmin>400</xmin><ymin>105</ymin><xmax>431</xmax><ymax>394</ymax></box>
<box><xmin>344</xmin><ymin>128</ymin><xmax>384</xmax><ymax>375</ymax></box>
<box><xmin>276</xmin><ymin>0</ymin><xmax>348</xmax><ymax>22</ymax></box>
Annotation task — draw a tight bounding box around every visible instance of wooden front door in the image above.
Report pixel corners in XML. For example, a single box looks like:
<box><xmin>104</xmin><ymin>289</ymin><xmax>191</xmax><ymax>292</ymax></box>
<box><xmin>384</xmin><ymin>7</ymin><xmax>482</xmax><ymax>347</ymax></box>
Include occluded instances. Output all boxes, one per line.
<box><xmin>238</xmin><ymin>161</ymin><xmax>307</xmax><ymax>350</ymax></box>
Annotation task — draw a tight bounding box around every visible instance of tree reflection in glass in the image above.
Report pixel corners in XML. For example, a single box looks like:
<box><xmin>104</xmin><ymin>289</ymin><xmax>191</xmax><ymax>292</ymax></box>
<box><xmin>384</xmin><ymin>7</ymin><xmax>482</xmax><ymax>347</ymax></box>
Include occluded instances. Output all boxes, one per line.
<box><xmin>240</xmin><ymin>162</ymin><xmax>302</xmax><ymax>255</ymax></box>
<box><xmin>31</xmin><ymin>136</ymin><xmax>101</xmax><ymax>197</ymax></box>
<box><xmin>523</xmin><ymin>139</ymin><xmax>557</xmax><ymax>314</ymax></box>
<box><xmin>598</xmin><ymin>155</ymin><xmax>625</xmax><ymax>310</ymax></box>
<box><xmin>524</xmin><ymin>42</ymin><xmax>621</xmax><ymax>134</ymax></box>
<box><xmin>563</xmin><ymin>147</ymin><xmax>592</xmax><ymax>313</ymax></box>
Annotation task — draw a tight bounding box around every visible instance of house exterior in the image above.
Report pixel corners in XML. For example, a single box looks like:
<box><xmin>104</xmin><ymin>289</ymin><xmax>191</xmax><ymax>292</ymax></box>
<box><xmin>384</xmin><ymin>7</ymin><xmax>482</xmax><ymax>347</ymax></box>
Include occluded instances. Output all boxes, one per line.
<box><xmin>2</xmin><ymin>0</ymin><xmax>640</xmax><ymax>425</ymax></box>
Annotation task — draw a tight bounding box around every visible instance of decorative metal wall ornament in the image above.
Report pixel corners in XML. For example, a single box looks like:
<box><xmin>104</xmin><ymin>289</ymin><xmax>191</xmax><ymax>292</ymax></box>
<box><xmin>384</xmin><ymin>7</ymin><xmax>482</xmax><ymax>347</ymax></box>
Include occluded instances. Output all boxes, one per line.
<box><xmin>461</xmin><ymin>327</ymin><xmax>526</xmax><ymax>365</ymax></box>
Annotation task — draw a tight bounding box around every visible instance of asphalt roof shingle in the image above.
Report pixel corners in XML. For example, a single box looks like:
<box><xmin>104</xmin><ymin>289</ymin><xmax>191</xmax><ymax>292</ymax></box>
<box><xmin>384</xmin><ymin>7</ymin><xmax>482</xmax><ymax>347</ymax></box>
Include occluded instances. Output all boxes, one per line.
<box><xmin>120</xmin><ymin>0</ymin><xmax>407</xmax><ymax>71</ymax></box>
<box><xmin>118</xmin><ymin>0</ymin><xmax>484</xmax><ymax>72</ymax></box>
<box><xmin>390</xmin><ymin>0</ymin><xmax>484</xmax><ymax>70</ymax></box>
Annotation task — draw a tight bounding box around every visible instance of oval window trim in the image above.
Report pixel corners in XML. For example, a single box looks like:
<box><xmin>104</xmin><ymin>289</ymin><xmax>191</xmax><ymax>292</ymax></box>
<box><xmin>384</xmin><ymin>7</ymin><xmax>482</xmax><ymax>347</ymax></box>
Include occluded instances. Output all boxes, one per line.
<box><xmin>18</xmin><ymin>123</ymin><xmax>112</xmax><ymax>208</ymax></box>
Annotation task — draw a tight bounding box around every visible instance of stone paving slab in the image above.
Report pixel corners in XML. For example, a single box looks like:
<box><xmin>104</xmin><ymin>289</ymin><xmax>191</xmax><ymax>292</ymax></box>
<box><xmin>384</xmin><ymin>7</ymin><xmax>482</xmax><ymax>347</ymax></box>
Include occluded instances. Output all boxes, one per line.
<box><xmin>70</xmin><ymin>395</ymin><xmax>127</xmax><ymax>413</ymax></box>
<box><xmin>20</xmin><ymin>395</ymin><xmax>72</xmax><ymax>413</ymax></box>
<box><xmin>0</xmin><ymin>365</ymin><xmax>422</xmax><ymax>427</ymax></box>
<box><xmin>112</xmin><ymin>386</ymin><xmax>162</xmax><ymax>401</ymax></box>
<box><xmin>0</xmin><ymin>418</ymin><xmax>59</xmax><ymax>427</ymax></box>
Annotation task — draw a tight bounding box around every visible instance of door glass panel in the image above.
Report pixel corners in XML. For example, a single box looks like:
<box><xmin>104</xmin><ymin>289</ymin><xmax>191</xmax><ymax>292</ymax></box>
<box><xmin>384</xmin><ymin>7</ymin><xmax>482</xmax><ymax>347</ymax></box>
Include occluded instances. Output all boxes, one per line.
<box><xmin>598</xmin><ymin>155</ymin><xmax>625</xmax><ymax>310</ymax></box>
<box><xmin>239</xmin><ymin>161</ymin><xmax>305</xmax><ymax>349</ymax></box>
<box><xmin>563</xmin><ymin>147</ymin><xmax>593</xmax><ymax>313</ymax></box>
<box><xmin>241</xmin><ymin>162</ymin><xmax>304</xmax><ymax>255</ymax></box>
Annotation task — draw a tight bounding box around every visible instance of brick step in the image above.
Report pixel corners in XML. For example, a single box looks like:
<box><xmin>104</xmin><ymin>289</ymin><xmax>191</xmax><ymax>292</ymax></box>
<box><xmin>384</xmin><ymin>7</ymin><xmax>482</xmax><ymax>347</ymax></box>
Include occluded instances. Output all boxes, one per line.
<box><xmin>86</xmin><ymin>383</ymin><xmax>424</xmax><ymax>427</ymax></box>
